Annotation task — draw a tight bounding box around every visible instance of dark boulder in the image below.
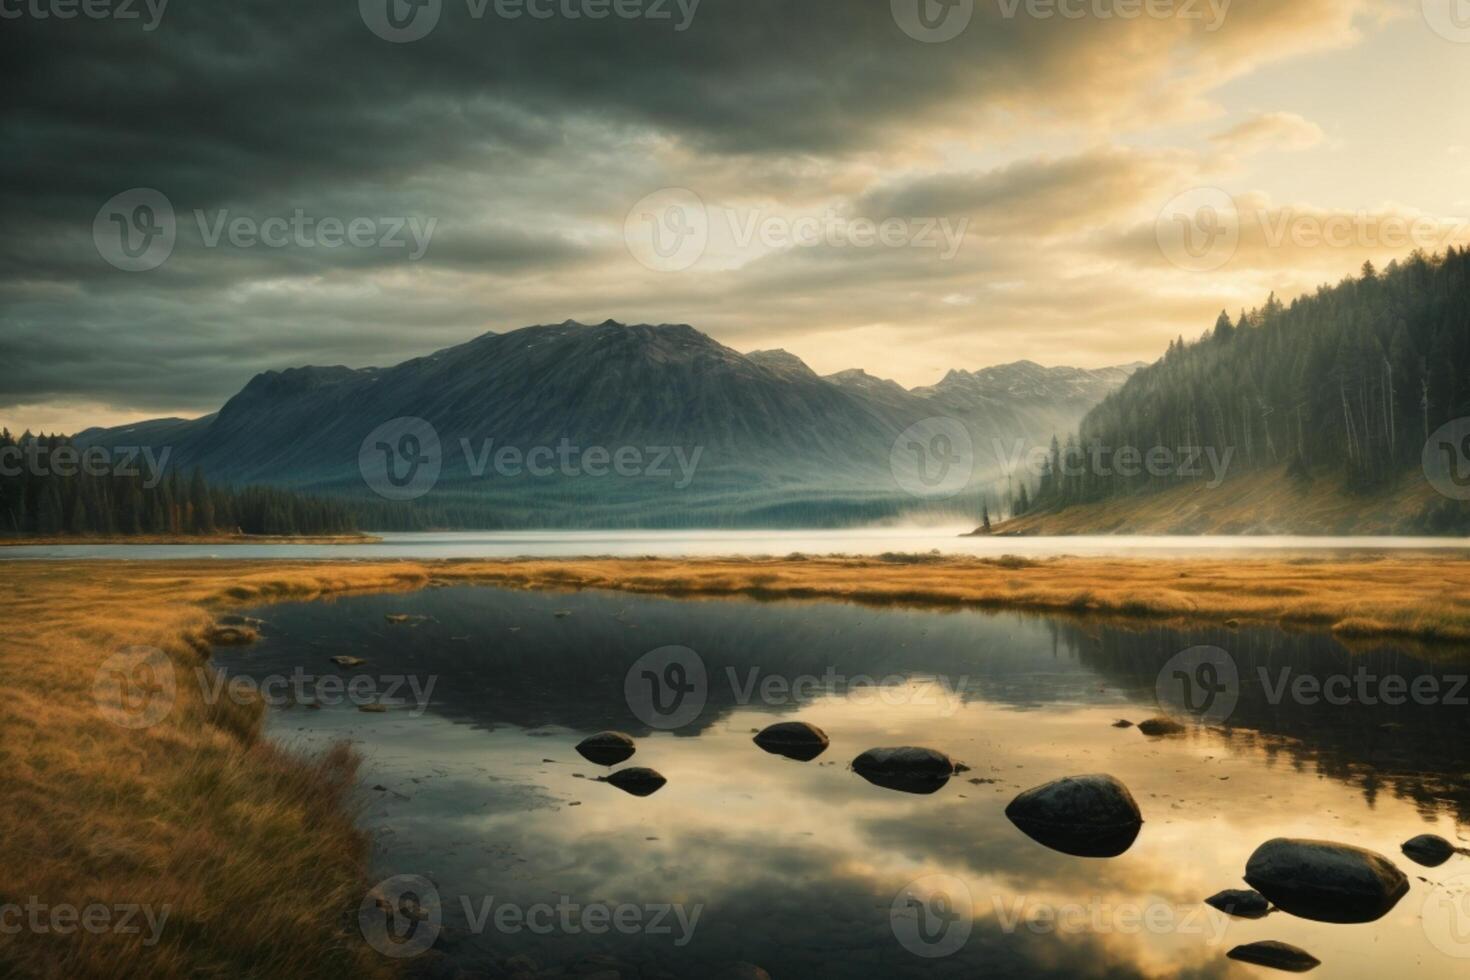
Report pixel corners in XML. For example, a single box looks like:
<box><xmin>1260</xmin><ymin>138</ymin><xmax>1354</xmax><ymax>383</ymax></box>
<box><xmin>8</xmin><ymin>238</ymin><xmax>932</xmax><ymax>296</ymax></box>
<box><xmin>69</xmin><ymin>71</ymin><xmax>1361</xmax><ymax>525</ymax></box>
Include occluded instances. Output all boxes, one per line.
<box><xmin>1244</xmin><ymin>838</ymin><xmax>1409</xmax><ymax>924</ymax></box>
<box><xmin>1401</xmin><ymin>834</ymin><xmax>1461</xmax><ymax>868</ymax></box>
<box><xmin>576</xmin><ymin>731</ymin><xmax>637</xmax><ymax>767</ymax></box>
<box><xmin>851</xmin><ymin>747</ymin><xmax>956</xmax><ymax>795</ymax></box>
<box><xmin>1204</xmin><ymin>888</ymin><xmax>1271</xmax><ymax>919</ymax></box>
<box><xmin>603</xmin><ymin>767</ymin><xmax>666</xmax><ymax>797</ymax></box>
<box><xmin>753</xmin><ymin>721</ymin><xmax>830</xmax><ymax>762</ymax></box>
<box><xmin>1005</xmin><ymin>774</ymin><xmax>1143</xmax><ymax>858</ymax></box>
<box><xmin>1226</xmin><ymin>940</ymin><xmax>1320</xmax><ymax>972</ymax></box>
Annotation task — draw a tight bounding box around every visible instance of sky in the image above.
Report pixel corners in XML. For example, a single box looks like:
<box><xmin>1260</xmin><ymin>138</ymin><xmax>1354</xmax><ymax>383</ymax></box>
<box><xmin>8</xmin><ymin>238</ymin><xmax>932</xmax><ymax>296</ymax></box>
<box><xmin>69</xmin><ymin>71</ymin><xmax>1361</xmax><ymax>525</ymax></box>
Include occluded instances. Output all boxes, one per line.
<box><xmin>4</xmin><ymin>0</ymin><xmax>1469</xmax><ymax>434</ymax></box>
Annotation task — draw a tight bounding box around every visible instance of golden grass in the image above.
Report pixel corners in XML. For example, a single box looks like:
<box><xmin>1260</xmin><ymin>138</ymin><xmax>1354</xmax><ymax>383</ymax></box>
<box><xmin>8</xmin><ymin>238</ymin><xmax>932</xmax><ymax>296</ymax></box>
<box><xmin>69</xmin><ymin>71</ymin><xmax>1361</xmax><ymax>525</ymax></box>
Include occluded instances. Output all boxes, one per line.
<box><xmin>2</xmin><ymin>551</ymin><xmax>1467</xmax><ymax>977</ymax></box>
<box><xmin>992</xmin><ymin>465</ymin><xmax>1445</xmax><ymax>535</ymax></box>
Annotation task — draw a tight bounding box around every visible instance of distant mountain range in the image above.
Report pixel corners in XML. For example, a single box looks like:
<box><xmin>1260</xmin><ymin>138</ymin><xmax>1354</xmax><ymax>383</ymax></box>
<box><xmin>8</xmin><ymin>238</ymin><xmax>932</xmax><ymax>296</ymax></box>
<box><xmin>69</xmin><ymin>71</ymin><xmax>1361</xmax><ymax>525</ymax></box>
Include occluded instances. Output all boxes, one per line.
<box><xmin>77</xmin><ymin>320</ymin><xmax>1141</xmax><ymax>527</ymax></box>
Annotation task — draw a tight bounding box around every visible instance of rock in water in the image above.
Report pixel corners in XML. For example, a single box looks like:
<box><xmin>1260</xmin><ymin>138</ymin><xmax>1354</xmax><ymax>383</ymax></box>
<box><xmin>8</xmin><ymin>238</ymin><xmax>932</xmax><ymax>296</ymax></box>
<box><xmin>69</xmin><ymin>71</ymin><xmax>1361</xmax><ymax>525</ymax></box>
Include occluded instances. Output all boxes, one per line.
<box><xmin>753</xmin><ymin>721</ymin><xmax>830</xmax><ymax>762</ymax></box>
<box><xmin>1204</xmin><ymin>888</ymin><xmax>1271</xmax><ymax>919</ymax></box>
<box><xmin>576</xmin><ymin>731</ymin><xmax>637</xmax><ymax>767</ymax></box>
<box><xmin>1226</xmin><ymin>941</ymin><xmax>1321</xmax><ymax>972</ymax></box>
<box><xmin>1137</xmin><ymin>717</ymin><xmax>1186</xmax><ymax>736</ymax></box>
<box><xmin>1005</xmin><ymin>774</ymin><xmax>1143</xmax><ymax>858</ymax></box>
<box><xmin>1401</xmin><ymin>833</ymin><xmax>1458</xmax><ymax>868</ymax></box>
<box><xmin>604</xmin><ymin>767</ymin><xmax>666</xmax><ymax>797</ymax></box>
<box><xmin>851</xmin><ymin>747</ymin><xmax>956</xmax><ymax>794</ymax></box>
<box><xmin>1244</xmin><ymin>838</ymin><xmax>1409</xmax><ymax>923</ymax></box>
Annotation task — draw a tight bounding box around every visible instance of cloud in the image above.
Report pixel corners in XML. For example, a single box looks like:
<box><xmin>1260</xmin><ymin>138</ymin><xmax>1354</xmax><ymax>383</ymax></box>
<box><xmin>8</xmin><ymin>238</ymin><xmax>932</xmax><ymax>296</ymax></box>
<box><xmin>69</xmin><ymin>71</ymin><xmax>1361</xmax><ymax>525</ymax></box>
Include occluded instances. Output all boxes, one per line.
<box><xmin>1210</xmin><ymin>112</ymin><xmax>1325</xmax><ymax>155</ymax></box>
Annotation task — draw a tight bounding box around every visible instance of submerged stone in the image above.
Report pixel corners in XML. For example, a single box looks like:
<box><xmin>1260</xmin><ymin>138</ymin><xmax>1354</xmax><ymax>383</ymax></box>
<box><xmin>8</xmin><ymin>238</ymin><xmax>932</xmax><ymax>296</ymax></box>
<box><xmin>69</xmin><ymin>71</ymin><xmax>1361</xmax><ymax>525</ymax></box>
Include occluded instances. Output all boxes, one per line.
<box><xmin>1244</xmin><ymin>838</ymin><xmax>1409</xmax><ymax>924</ymax></box>
<box><xmin>576</xmin><ymin>731</ymin><xmax>637</xmax><ymax>767</ymax></box>
<box><xmin>604</xmin><ymin>767</ymin><xmax>666</xmax><ymax>797</ymax></box>
<box><xmin>1137</xmin><ymin>717</ymin><xmax>1186</xmax><ymax>736</ymax></box>
<box><xmin>1005</xmin><ymin>774</ymin><xmax>1144</xmax><ymax>858</ymax></box>
<box><xmin>1205</xmin><ymin>888</ymin><xmax>1271</xmax><ymax>919</ymax></box>
<box><xmin>754</xmin><ymin>722</ymin><xmax>830</xmax><ymax>762</ymax></box>
<box><xmin>1226</xmin><ymin>940</ymin><xmax>1321</xmax><ymax>972</ymax></box>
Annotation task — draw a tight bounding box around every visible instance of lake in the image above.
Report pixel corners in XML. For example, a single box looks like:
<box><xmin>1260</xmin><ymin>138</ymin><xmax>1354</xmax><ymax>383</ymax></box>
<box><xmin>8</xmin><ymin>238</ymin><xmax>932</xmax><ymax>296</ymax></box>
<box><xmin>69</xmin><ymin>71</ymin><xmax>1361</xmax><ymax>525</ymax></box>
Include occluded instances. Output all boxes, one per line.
<box><xmin>211</xmin><ymin>584</ymin><xmax>1470</xmax><ymax>978</ymax></box>
<box><xmin>7</xmin><ymin>528</ymin><xmax>1470</xmax><ymax>560</ymax></box>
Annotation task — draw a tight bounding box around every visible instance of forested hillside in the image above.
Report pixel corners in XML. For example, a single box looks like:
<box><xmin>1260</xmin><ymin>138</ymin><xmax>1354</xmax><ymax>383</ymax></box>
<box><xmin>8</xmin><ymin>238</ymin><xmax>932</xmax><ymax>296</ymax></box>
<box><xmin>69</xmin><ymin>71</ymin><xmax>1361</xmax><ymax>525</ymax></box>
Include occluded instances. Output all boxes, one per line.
<box><xmin>0</xmin><ymin>432</ymin><xmax>360</xmax><ymax>537</ymax></box>
<box><xmin>1022</xmin><ymin>249</ymin><xmax>1470</xmax><ymax>532</ymax></box>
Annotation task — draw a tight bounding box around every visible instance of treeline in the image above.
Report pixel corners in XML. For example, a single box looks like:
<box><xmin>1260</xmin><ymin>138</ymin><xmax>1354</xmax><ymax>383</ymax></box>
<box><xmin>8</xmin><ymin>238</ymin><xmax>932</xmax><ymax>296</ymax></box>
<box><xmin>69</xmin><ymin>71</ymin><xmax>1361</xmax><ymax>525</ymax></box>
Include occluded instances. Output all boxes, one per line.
<box><xmin>0</xmin><ymin>432</ymin><xmax>359</xmax><ymax>536</ymax></box>
<box><xmin>1021</xmin><ymin>249</ymin><xmax>1470</xmax><ymax>529</ymax></box>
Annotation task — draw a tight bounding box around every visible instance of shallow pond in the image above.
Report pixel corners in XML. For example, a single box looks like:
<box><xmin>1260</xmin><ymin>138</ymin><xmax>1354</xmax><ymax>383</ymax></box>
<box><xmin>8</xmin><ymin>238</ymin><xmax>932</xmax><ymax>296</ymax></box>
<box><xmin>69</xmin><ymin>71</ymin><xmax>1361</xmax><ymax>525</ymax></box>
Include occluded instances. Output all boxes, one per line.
<box><xmin>216</xmin><ymin>586</ymin><xmax>1470</xmax><ymax>978</ymax></box>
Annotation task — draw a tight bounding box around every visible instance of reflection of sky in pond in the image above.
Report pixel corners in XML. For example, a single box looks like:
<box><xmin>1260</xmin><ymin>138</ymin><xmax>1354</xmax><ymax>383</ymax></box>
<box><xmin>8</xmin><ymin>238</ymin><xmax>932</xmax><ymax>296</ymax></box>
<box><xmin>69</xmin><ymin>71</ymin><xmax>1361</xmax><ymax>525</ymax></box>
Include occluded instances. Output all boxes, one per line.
<box><xmin>220</xmin><ymin>587</ymin><xmax>1470</xmax><ymax>978</ymax></box>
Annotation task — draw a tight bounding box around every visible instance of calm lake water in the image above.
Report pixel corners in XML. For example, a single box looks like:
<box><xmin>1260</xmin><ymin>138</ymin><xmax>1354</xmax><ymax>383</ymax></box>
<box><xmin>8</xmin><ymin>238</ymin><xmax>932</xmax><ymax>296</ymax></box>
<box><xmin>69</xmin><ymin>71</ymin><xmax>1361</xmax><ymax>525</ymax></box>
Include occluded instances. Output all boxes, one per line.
<box><xmin>8</xmin><ymin>528</ymin><xmax>1470</xmax><ymax>560</ymax></box>
<box><xmin>215</xmin><ymin>586</ymin><xmax>1470</xmax><ymax>979</ymax></box>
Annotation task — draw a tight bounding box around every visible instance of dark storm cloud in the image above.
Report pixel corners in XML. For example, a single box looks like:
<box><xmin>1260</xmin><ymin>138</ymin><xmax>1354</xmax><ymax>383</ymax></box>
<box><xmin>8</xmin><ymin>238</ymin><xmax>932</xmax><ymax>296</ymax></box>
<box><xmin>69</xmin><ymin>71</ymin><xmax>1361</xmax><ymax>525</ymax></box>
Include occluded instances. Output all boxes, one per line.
<box><xmin>0</xmin><ymin>0</ymin><xmax>1387</xmax><ymax>422</ymax></box>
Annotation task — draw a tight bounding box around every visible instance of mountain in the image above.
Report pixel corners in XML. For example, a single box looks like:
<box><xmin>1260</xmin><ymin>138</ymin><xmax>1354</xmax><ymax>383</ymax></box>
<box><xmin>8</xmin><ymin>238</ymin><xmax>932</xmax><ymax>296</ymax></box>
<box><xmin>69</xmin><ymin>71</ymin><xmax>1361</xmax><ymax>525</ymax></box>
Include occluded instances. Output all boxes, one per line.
<box><xmin>77</xmin><ymin>320</ymin><xmax>1139</xmax><ymax>528</ymax></box>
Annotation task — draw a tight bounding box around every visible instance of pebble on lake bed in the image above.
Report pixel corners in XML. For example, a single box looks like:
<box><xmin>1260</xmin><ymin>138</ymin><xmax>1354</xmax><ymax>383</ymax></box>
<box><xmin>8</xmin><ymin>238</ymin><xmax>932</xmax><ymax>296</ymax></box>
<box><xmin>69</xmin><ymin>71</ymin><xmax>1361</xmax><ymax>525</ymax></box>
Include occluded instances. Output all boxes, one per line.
<box><xmin>1204</xmin><ymin>888</ymin><xmax>1271</xmax><ymax>919</ymax></box>
<box><xmin>603</xmin><ymin>767</ymin><xmax>666</xmax><ymax>797</ymax></box>
<box><xmin>1136</xmin><ymin>717</ymin><xmax>1186</xmax><ymax>736</ymax></box>
<box><xmin>1401</xmin><ymin>833</ymin><xmax>1462</xmax><ymax>867</ymax></box>
<box><xmin>576</xmin><ymin>731</ymin><xmax>637</xmax><ymax>767</ymax></box>
<box><xmin>754</xmin><ymin>722</ymin><xmax>830</xmax><ymax>761</ymax></box>
<box><xmin>1226</xmin><ymin>940</ymin><xmax>1320</xmax><ymax>972</ymax></box>
<box><xmin>851</xmin><ymin>746</ymin><xmax>958</xmax><ymax>794</ymax></box>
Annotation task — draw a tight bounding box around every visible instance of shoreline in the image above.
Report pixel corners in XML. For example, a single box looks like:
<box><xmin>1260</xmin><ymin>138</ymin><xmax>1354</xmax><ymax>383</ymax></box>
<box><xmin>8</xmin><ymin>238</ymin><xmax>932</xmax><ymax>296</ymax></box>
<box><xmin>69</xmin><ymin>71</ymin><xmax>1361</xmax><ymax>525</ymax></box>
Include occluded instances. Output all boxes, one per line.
<box><xmin>0</xmin><ymin>532</ymin><xmax>381</xmax><ymax>546</ymax></box>
<box><xmin>5</xmin><ymin>554</ymin><xmax>1467</xmax><ymax>977</ymax></box>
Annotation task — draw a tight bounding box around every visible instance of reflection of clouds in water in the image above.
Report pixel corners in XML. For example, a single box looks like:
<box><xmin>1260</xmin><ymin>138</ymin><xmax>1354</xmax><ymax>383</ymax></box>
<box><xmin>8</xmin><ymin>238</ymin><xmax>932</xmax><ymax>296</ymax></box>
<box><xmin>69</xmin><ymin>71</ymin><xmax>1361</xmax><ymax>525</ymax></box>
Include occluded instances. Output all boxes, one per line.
<box><xmin>226</xmin><ymin>587</ymin><xmax>1470</xmax><ymax>978</ymax></box>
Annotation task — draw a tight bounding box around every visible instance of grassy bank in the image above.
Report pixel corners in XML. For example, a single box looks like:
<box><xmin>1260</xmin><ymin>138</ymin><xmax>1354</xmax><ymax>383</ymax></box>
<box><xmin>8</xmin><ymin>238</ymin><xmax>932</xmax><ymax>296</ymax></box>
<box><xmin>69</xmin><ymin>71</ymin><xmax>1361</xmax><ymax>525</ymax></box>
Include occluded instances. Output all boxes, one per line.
<box><xmin>3</xmin><ymin>552</ymin><xmax>1468</xmax><ymax>977</ymax></box>
<box><xmin>989</xmin><ymin>466</ymin><xmax>1453</xmax><ymax>536</ymax></box>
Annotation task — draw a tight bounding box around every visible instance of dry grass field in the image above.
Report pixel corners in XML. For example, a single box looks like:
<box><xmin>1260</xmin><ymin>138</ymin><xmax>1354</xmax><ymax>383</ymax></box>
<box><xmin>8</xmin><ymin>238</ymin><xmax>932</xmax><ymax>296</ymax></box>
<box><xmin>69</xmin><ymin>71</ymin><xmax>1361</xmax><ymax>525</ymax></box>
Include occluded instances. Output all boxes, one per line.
<box><xmin>2</xmin><ymin>552</ymin><xmax>1468</xmax><ymax>977</ymax></box>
